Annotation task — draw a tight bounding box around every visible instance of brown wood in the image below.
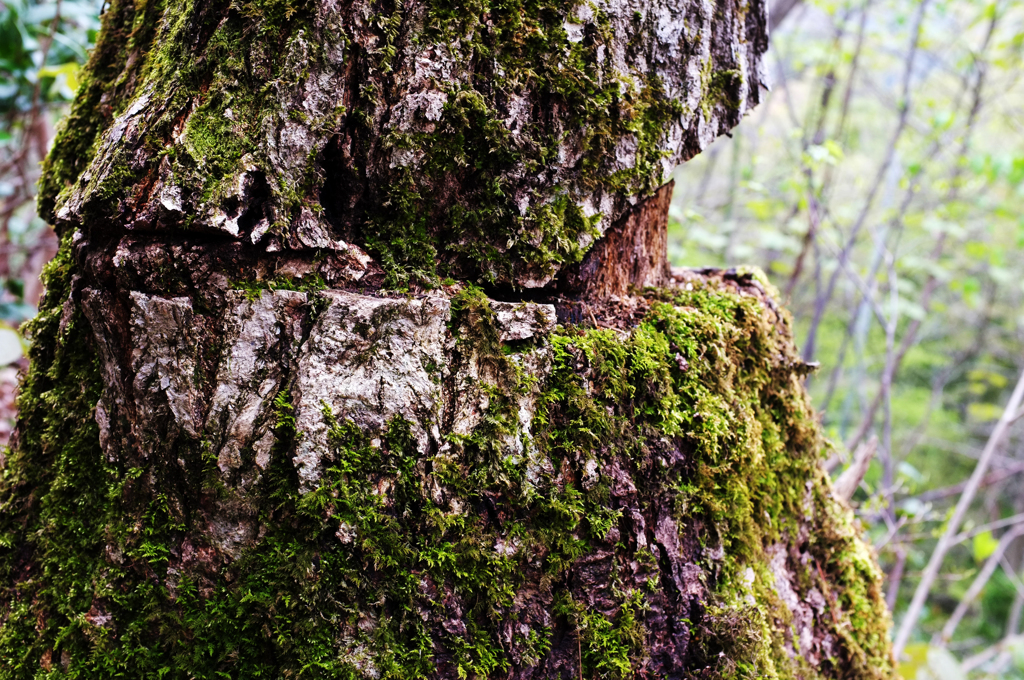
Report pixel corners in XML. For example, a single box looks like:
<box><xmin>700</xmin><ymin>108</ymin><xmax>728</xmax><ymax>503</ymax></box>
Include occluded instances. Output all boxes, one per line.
<box><xmin>557</xmin><ymin>181</ymin><xmax>674</xmax><ymax>299</ymax></box>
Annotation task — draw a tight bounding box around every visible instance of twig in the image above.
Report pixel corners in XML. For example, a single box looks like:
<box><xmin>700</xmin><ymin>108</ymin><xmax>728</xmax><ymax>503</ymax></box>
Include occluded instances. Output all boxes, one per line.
<box><xmin>1000</xmin><ymin>555</ymin><xmax>1024</xmax><ymax>599</ymax></box>
<box><xmin>962</xmin><ymin>633</ymin><xmax>1024</xmax><ymax>672</ymax></box>
<box><xmin>801</xmin><ymin>0</ymin><xmax>931</xmax><ymax>362</ymax></box>
<box><xmin>886</xmin><ymin>545</ymin><xmax>907</xmax><ymax>612</ymax></box>
<box><xmin>874</xmin><ymin>515</ymin><xmax>906</xmax><ymax>551</ymax></box>
<box><xmin>881</xmin><ymin>248</ymin><xmax>899</xmax><ymax>522</ymax></box>
<box><xmin>1008</xmin><ymin>587</ymin><xmax>1024</xmax><ymax>638</ymax></box>
<box><xmin>845</xmin><ymin>5</ymin><xmax>1002</xmax><ymax>453</ymax></box>
<box><xmin>768</xmin><ymin>0</ymin><xmax>804</xmax><ymax>32</ymax></box>
<box><xmin>820</xmin><ymin>10</ymin><xmax>988</xmax><ymax>415</ymax></box>
<box><xmin>833</xmin><ymin>435</ymin><xmax>877</xmax><ymax>502</ymax></box>
<box><xmin>934</xmin><ymin>525</ymin><xmax>1024</xmax><ymax>647</ymax></box>
<box><xmin>898</xmin><ymin>308</ymin><xmax>994</xmax><ymax>461</ymax></box>
<box><xmin>578</xmin><ymin>630</ymin><xmax>583</xmax><ymax>680</ymax></box>
<box><xmin>893</xmin><ymin>366</ymin><xmax>1024</xmax><ymax>659</ymax></box>
<box><xmin>952</xmin><ymin>512</ymin><xmax>1024</xmax><ymax>546</ymax></box>
<box><xmin>782</xmin><ymin>5</ymin><xmax>856</xmax><ymax>300</ymax></box>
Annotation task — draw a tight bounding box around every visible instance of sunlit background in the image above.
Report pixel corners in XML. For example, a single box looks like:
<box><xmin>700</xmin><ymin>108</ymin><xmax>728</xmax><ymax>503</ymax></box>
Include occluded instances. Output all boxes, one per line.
<box><xmin>3</xmin><ymin>0</ymin><xmax>1024</xmax><ymax>675</ymax></box>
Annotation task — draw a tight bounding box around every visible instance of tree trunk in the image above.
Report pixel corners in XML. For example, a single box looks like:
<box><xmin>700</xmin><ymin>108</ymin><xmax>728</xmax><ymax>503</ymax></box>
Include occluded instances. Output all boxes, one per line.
<box><xmin>0</xmin><ymin>0</ymin><xmax>893</xmax><ymax>677</ymax></box>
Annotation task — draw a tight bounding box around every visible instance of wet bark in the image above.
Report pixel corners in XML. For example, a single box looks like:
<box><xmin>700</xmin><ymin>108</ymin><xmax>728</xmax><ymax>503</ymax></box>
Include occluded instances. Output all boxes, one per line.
<box><xmin>0</xmin><ymin>0</ymin><xmax>894</xmax><ymax>678</ymax></box>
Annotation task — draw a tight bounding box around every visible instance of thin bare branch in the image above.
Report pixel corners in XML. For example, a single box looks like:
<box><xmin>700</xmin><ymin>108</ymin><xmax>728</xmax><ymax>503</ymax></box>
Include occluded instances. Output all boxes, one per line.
<box><xmin>952</xmin><ymin>512</ymin><xmax>1024</xmax><ymax>546</ymax></box>
<box><xmin>962</xmin><ymin>633</ymin><xmax>1024</xmax><ymax>673</ymax></box>
<box><xmin>910</xmin><ymin>460</ymin><xmax>1024</xmax><ymax>504</ymax></box>
<box><xmin>893</xmin><ymin>366</ymin><xmax>1024</xmax><ymax>659</ymax></box>
<box><xmin>999</xmin><ymin>555</ymin><xmax>1024</xmax><ymax>599</ymax></box>
<box><xmin>833</xmin><ymin>435</ymin><xmax>878</xmax><ymax>501</ymax></box>
<box><xmin>886</xmin><ymin>545</ymin><xmax>907</xmax><ymax>612</ymax></box>
<box><xmin>935</xmin><ymin>525</ymin><xmax>1024</xmax><ymax>648</ymax></box>
<box><xmin>768</xmin><ymin>0</ymin><xmax>803</xmax><ymax>32</ymax></box>
<box><xmin>801</xmin><ymin>0</ymin><xmax>931</xmax><ymax>362</ymax></box>
<box><xmin>845</xmin><ymin>5</ymin><xmax>1002</xmax><ymax>453</ymax></box>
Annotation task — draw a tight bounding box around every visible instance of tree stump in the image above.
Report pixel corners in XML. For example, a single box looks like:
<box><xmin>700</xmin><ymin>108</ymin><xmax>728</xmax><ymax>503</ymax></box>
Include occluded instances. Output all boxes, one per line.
<box><xmin>0</xmin><ymin>0</ymin><xmax>894</xmax><ymax>677</ymax></box>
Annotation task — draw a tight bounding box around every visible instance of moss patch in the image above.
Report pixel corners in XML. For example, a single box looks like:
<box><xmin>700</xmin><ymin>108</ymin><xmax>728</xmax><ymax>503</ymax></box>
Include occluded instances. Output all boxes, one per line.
<box><xmin>531</xmin><ymin>283</ymin><xmax>893</xmax><ymax>679</ymax></box>
<box><xmin>0</xmin><ymin>262</ymin><xmax>892</xmax><ymax>679</ymax></box>
<box><xmin>38</xmin><ymin>0</ymin><xmax>746</xmax><ymax>289</ymax></box>
<box><xmin>363</xmin><ymin>3</ymin><xmax>686</xmax><ymax>287</ymax></box>
<box><xmin>231</xmin><ymin>272</ymin><xmax>327</xmax><ymax>301</ymax></box>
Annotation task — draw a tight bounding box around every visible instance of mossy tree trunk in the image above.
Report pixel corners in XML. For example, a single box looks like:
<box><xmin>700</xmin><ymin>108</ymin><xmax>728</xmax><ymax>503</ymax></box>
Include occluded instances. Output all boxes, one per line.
<box><xmin>0</xmin><ymin>0</ymin><xmax>894</xmax><ymax>677</ymax></box>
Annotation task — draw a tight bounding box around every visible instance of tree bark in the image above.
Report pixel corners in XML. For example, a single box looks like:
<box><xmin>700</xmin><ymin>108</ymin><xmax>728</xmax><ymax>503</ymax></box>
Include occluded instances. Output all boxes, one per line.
<box><xmin>0</xmin><ymin>0</ymin><xmax>893</xmax><ymax>678</ymax></box>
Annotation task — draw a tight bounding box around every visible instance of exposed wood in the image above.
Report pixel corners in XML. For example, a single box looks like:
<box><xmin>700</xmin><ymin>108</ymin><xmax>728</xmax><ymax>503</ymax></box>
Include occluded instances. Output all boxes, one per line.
<box><xmin>557</xmin><ymin>181</ymin><xmax>674</xmax><ymax>300</ymax></box>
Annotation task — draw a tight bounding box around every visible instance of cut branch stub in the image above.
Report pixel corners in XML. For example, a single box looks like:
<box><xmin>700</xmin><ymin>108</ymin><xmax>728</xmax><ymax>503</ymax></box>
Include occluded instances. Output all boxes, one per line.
<box><xmin>40</xmin><ymin>0</ymin><xmax>767</xmax><ymax>287</ymax></box>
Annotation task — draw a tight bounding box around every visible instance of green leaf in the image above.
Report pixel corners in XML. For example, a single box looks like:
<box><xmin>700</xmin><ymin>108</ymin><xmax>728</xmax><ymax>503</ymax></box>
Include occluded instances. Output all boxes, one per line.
<box><xmin>37</xmin><ymin>61</ymin><xmax>80</xmax><ymax>92</ymax></box>
<box><xmin>900</xmin><ymin>645</ymin><xmax>967</xmax><ymax>680</ymax></box>
<box><xmin>968</xmin><ymin>402</ymin><xmax>1004</xmax><ymax>422</ymax></box>
<box><xmin>0</xmin><ymin>327</ymin><xmax>22</xmax><ymax>365</ymax></box>
<box><xmin>898</xmin><ymin>643</ymin><xmax>929</xmax><ymax>680</ymax></box>
<box><xmin>973</xmin><ymin>530</ymin><xmax>999</xmax><ymax>563</ymax></box>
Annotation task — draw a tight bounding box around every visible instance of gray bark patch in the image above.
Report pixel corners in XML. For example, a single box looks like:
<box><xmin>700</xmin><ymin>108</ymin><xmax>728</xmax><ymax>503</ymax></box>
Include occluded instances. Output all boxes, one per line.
<box><xmin>206</xmin><ymin>290</ymin><xmax>309</xmax><ymax>477</ymax></box>
<box><xmin>291</xmin><ymin>292</ymin><xmax>451</xmax><ymax>489</ymax></box>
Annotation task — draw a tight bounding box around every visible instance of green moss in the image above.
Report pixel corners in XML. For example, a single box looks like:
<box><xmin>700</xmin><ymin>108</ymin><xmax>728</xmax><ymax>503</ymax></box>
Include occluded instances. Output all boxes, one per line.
<box><xmin>555</xmin><ymin>590</ymin><xmax>647</xmax><ymax>679</ymax></box>
<box><xmin>182</xmin><ymin>94</ymin><xmax>248</xmax><ymax>179</ymax></box>
<box><xmin>363</xmin><ymin>2</ymin><xmax>689</xmax><ymax>286</ymax></box>
<box><xmin>41</xmin><ymin>0</ymin><xmax>320</xmax><ymax>229</ymax></box>
<box><xmin>231</xmin><ymin>272</ymin><xmax>327</xmax><ymax>301</ymax></box>
<box><xmin>520</xmin><ymin>278</ymin><xmax>892</xmax><ymax>679</ymax></box>
<box><xmin>696</xmin><ymin>61</ymin><xmax>746</xmax><ymax>124</ymax></box>
<box><xmin>0</xmin><ymin>237</ymin><xmax>125</xmax><ymax>674</ymax></box>
<box><xmin>0</xmin><ymin>249</ymin><xmax>890</xmax><ymax>678</ymax></box>
<box><xmin>37</xmin><ymin>0</ymin><xmax>164</xmax><ymax>224</ymax></box>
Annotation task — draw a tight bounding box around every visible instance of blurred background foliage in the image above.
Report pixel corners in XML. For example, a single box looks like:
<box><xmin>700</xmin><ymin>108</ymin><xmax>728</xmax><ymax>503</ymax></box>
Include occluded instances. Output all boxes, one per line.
<box><xmin>670</xmin><ymin>0</ymin><xmax>1024</xmax><ymax>676</ymax></box>
<box><xmin>0</xmin><ymin>0</ymin><xmax>99</xmax><ymax>319</ymax></box>
<box><xmin>2</xmin><ymin>0</ymin><xmax>1024</xmax><ymax>676</ymax></box>
<box><xmin>0</xmin><ymin>0</ymin><xmax>100</xmax><ymax>444</ymax></box>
